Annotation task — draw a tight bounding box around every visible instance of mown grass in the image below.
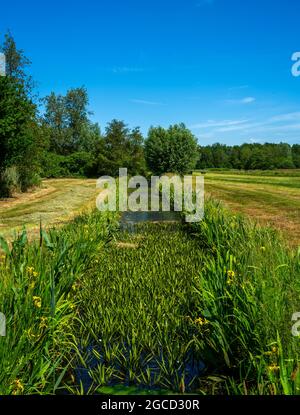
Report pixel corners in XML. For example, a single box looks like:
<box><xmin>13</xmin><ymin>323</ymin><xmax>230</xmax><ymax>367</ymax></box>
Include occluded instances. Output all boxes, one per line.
<box><xmin>196</xmin><ymin>171</ymin><xmax>300</xmax><ymax>247</ymax></box>
<box><xmin>0</xmin><ymin>178</ymin><xmax>98</xmax><ymax>239</ymax></box>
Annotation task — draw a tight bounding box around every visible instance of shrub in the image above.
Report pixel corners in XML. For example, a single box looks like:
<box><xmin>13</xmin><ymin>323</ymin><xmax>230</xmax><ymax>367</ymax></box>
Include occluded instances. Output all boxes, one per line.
<box><xmin>0</xmin><ymin>166</ymin><xmax>20</xmax><ymax>197</ymax></box>
<box><xmin>62</xmin><ymin>151</ymin><xmax>95</xmax><ymax>176</ymax></box>
<box><xmin>40</xmin><ymin>152</ymin><xmax>68</xmax><ymax>178</ymax></box>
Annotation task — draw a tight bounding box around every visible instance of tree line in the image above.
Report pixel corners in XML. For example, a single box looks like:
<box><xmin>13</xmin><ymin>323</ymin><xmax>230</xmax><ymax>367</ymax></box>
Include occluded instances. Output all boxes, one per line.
<box><xmin>0</xmin><ymin>32</ymin><xmax>299</xmax><ymax>197</ymax></box>
<box><xmin>197</xmin><ymin>142</ymin><xmax>300</xmax><ymax>170</ymax></box>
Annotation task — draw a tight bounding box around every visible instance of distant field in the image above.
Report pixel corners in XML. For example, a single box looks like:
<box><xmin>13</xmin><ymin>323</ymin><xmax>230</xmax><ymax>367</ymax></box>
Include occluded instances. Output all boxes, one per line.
<box><xmin>0</xmin><ymin>178</ymin><xmax>98</xmax><ymax>238</ymax></box>
<box><xmin>196</xmin><ymin>170</ymin><xmax>300</xmax><ymax>247</ymax></box>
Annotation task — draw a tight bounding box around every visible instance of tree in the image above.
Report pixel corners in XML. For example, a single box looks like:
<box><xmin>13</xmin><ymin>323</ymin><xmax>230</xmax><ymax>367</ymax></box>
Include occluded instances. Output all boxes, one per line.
<box><xmin>0</xmin><ymin>31</ymin><xmax>33</xmax><ymax>93</ymax></box>
<box><xmin>95</xmin><ymin>120</ymin><xmax>145</xmax><ymax>177</ymax></box>
<box><xmin>0</xmin><ymin>76</ymin><xmax>40</xmax><ymax>195</ymax></box>
<box><xmin>145</xmin><ymin>124</ymin><xmax>198</xmax><ymax>175</ymax></box>
<box><xmin>292</xmin><ymin>144</ymin><xmax>300</xmax><ymax>168</ymax></box>
<box><xmin>43</xmin><ymin>92</ymin><xmax>67</xmax><ymax>154</ymax></box>
<box><xmin>64</xmin><ymin>87</ymin><xmax>90</xmax><ymax>152</ymax></box>
<box><xmin>43</xmin><ymin>87</ymin><xmax>94</xmax><ymax>155</ymax></box>
<box><xmin>127</xmin><ymin>127</ymin><xmax>146</xmax><ymax>175</ymax></box>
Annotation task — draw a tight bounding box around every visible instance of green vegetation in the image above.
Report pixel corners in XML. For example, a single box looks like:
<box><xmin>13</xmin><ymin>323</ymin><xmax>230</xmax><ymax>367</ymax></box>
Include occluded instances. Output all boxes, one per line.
<box><xmin>67</xmin><ymin>222</ymin><xmax>204</xmax><ymax>393</ymax></box>
<box><xmin>197</xmin><ymin>143</ymin><xmax>300</xmax><ymax>170</ymax></box>
<box><xmin>0</xmin><ymin>209</ymin><xmax>118</xmax><ymax>394</ymax></box>
<box><xmin>1</xmin><ymin>198</ymin><xmax>299</xmax><ymax>395</ymax></box>
<box><xmin>145</xmin><ymin>124</ymin><xmax>198</xmax><ymax>175</ymax></box>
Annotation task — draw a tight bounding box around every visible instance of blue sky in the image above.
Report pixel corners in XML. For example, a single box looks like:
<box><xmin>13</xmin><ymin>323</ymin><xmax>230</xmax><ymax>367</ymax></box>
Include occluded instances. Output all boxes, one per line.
<box><xmin>1</xmin><ymin>0</ymin><xmax>300</xmax><ymax>145</ymax></box>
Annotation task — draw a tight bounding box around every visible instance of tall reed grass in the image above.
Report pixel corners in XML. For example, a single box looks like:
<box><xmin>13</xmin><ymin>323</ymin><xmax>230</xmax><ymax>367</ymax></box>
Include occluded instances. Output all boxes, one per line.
<box><xmin>0</xmin><ymin>210</ymin><xmax>118</xmax><ymax>394</ymax></box>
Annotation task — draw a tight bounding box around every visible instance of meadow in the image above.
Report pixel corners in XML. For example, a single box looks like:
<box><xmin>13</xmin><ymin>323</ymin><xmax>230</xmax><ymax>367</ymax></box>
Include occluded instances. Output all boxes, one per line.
<box><xmin>196</xmin><ymin>170</ymin><xmax>300</xmax><ymax>247</ymax></box>
<box><xmin>0</xmin><ymin>178</ymin><xmax>98</xmax><ymax>239</ymax></box>
<box><xmin>0</xmin><ymin>171</ymin><xmax>299</xmax><ymax>395</ymax></box>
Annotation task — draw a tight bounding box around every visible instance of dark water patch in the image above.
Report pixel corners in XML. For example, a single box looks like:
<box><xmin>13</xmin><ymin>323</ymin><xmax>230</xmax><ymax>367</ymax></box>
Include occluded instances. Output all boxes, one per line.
<box><xmin>74</xmin><ymin>342</ymin><xmax>205</xmax><ymax>394</ymax></box>
<box><xmin>120</xmin><ymin>211</ymin><xmax>180</xmax><ymax>232</ymax></box>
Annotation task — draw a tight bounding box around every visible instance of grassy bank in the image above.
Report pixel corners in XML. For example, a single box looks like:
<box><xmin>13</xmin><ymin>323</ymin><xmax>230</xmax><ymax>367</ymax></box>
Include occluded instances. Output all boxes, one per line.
<box><xmin>187</xmin><ymin>199</ymin><xmax>300</xmax><ymax>394</ymax></box>
<box><xmin>0</xmin><ymin>209</ymin><xmax>118</xmax><ymax>394</ymax></box>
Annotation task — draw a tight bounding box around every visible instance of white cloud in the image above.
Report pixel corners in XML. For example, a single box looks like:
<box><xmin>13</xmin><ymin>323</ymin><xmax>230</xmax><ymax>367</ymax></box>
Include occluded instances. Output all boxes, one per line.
<box><xmin>190</xmin><ymin>119</ymin><xmax>249</xmax><ymax>129</ymax></box>
<box><xmin>189</xmin><ymin>110</ymin><xmax>300</xmax><ymax>138</ymax></box>
<box><xmin>242</xmin><ymin>97</ymin><xmax>256</xmax><ymax>104</ymax></box>
<box><xmin>269</xmin><ymin>112</ymin><xmax>300</xmax><ymax>122</ymax></box>
<box><xmin>226</xmin><ymin>96</ymin><xmax>256</xmax><ymax>104</ymax></box>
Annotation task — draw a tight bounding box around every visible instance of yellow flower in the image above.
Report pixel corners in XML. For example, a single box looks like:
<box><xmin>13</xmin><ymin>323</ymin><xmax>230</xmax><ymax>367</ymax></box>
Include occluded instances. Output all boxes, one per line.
<box><xmin>227</xmin><ymin>269</ymin><xmax>235</xmax><ymax>285</ymax></box>
<box><xmin>39</xmin><ymin>317</ymin><xmax>48</xmax><ymax>329</ymax></box>
<box><xmin>194</xmin><ymin>317</ymin><xmax>209</xmax><ymax>326</ymax></box>
<box><xmin>12</xmin><ymin>379</ymin><xmax>24</xmax><ymax>394</ymax></box>
<box><xmin>27</xmin><ymin>328</ymin><xmax>36</xmax><ymax>340</ymax></box>
<box><xmin>265</xmin><ymin>346</ymin><xmax>278</xmax><ymax>356</ymax></box>
<box><xmin>27</xmin><ymin>266</ymin><xmax>34</xmax><ymax>276</ymax></box>
<box><xmin>272</xmin><ymin>346</ymin><xmax>278</xmax><ymax>354</ymax></box>
<box><xmin>72</xmin><ymin>282</ymin><xmax>79</xmax><ymax>291</ymax></box>
<box><xmin>260</xmin><ymin>246</ymin><xmax>266</xmax><ymax>252</ymax></box>
<box><xmin>268</xmin><ymin>364</ymin><xmax>280</xmax><ymax>372</ymax></box>
<box><xmin>32</xmin><ymin>271</ymin><xmax>39</xmax><ymax>278</ymax></box>
<box><xmin>33</xmin><ymin>296</ymin><xmax>42</xmax><ymax>308</ymax></box>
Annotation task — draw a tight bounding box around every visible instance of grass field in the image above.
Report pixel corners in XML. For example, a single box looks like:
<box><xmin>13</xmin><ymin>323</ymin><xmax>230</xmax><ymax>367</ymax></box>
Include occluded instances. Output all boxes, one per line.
<box><xmin>0</xmin><ymin>178</ymin><xmax>98</xmax><ymax>239</ymax></box>
<box><xmin>196</xmin><ymin>170</ymin><xmax>300</xmax><ymax>248</ymax></box>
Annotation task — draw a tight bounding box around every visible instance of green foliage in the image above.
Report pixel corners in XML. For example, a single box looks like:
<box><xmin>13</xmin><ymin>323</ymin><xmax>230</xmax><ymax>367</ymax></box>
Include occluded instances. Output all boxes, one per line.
<box><xmin>94</xmin><ymin>120</ymin><xmax>146</xmax><ymax>177</ymax></box>
<box><xmin>198</xmin><ymin>142</ymin><xmax>298</xmax><ymax>170</ymax></box>
<box><xmin>43</xmin><ymin>88</ymin><xmax>97</xmax><ymax>156</ymax></box>
<box><xmin>0</xmin><ymin>30</ymin><xmax>33</xmax><ymax>93</ymax></box>
<box><xmin>62</xmin><ymin>151</ymin><xmax>95</xmax><ymax>177</ymax></box>
<box><xmin>145</xmin><ymin>123</ymin><xmax>198</xmax><ymax>175</ymax></box>
<box><xmin>187</xmin><ymin>199</ymin><xmax>300</xmax><ymax>394</ymax></box>
<box><xmin>292</xmin><ymin>144</ymin><xmax>300</xmax><ymax>168</ymax></box>
<box><xmin>0</xmin><ymin>76</ymin><xmax>41</xmax><ymax>195</ymax></box>
<box><xmin>0</xmin><ymin>209</ymin><xmax>119</xmax><ymax>394</ymax></box>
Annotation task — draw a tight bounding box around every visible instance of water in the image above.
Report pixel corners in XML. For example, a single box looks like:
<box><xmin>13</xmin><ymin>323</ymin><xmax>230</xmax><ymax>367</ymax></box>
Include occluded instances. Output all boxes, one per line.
<box><xmin>120</xmin><ymin>210</ymin><xmax>180</xmax><ymax>232</ymax></box>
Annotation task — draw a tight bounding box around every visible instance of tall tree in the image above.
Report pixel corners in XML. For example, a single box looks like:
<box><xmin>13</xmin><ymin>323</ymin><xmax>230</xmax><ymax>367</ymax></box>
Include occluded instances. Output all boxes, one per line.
<box><xmin>43</xmin><ymin>87</ymin><xmax>92</xmax><ymax>155</ymax></box>
<box><xmin>0</xmin><ymin>31</ymin><xmax>33</xmax><ymax>93</ymax></box>
<box><xmin>94</xmin><ymin>120</ymin><xmax>146</xmax><ymax>177</ymax></box>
